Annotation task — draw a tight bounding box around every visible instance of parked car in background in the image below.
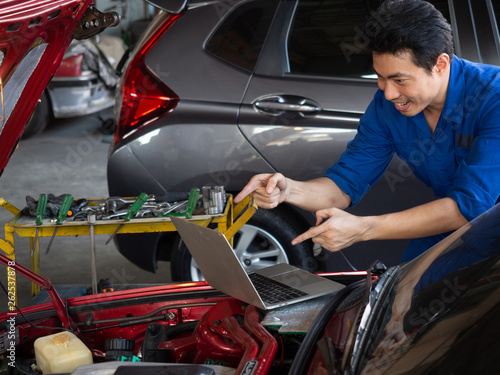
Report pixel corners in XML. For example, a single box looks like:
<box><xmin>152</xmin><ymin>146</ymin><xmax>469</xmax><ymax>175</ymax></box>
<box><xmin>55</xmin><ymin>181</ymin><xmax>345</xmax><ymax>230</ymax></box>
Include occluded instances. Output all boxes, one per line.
<box><xmin>107</xmin><ymin>0</ymin><xmax>500</xmax><ymax>280</ymax></box>
<box><xmin>23</xmin><ymin>35</ymin><xmax>124</xmax><ymax>138</ymax></box>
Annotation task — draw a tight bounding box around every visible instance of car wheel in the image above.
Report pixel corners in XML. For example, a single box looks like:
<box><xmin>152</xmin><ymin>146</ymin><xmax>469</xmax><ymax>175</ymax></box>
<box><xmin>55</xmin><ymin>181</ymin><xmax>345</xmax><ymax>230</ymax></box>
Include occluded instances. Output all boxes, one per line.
<box><xmin>170</xmin><ymin>208</ymin><xmax>315</xmax><ymax>281</ymax></box>
<box><xmin>23</xmin><ymin>91</ymin><xmax>51</xmax><ymax>139</ymax></box>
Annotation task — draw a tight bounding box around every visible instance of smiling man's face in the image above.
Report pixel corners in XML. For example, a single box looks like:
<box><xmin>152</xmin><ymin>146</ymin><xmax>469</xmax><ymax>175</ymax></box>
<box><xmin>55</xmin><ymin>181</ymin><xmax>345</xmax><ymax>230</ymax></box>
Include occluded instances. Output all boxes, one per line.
<box><xmin>373</xmin><ymin>51</ymin><xmax>448</xmax><ymax>119</ymax></box>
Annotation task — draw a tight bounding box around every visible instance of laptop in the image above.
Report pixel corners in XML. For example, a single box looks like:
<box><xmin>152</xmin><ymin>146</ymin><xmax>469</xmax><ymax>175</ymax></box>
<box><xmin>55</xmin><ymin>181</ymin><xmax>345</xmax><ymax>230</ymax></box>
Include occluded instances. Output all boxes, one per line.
<box><xmin>170</xmin><ymin>216</ymin><xmax>345</xmax><ymax>310</ymax></box>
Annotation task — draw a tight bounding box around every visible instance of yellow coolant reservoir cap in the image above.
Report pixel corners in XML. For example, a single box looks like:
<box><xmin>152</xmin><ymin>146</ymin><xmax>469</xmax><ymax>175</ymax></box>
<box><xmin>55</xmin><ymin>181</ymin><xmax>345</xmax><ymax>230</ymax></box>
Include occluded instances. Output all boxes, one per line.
<box><xmin>34</xmin><ymin>331</ymin><xmax>93</xmax><ymax>374</ymax></box>
<box><xmin>52</xmin><ymin>333</ymin><xmax>70</xmax><ymax>348</ymax></box>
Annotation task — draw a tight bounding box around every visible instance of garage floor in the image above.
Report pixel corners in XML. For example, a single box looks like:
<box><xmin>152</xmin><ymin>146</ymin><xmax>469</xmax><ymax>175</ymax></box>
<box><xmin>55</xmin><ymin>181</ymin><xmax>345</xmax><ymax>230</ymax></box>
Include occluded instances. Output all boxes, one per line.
<box><xmin>0</xmin><ymin>109</ymin><xmax>172</xmax><ymax>309</ymax></box>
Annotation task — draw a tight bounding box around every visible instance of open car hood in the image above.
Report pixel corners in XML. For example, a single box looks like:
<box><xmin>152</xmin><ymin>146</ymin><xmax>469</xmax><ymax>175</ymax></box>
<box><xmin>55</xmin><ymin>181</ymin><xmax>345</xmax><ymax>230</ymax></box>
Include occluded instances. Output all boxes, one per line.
<box><xmin>0</xmin><ymin>0</ymin><xmax>118</xmax><ymax>176</ymax></box>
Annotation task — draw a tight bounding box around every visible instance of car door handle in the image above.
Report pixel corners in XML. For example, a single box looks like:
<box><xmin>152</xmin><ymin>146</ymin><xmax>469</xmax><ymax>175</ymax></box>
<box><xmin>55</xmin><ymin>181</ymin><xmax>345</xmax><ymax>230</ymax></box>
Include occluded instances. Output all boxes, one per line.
<box><xmin>253</xmin><ymin>95</ymin><xmax>320</xmax><ymax>116</ymax></box>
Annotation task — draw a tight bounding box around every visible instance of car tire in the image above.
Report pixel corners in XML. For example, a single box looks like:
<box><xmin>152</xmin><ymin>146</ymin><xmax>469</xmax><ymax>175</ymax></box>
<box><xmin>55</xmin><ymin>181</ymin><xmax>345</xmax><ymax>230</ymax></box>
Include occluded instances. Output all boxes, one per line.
<box><xmin>23</xmin><ymin>91</ymin><xmax>51</xmax><ymax>139</ymax></box>
<box><xmin>170</xmin><ymin>208</ymin><xmax>315</xmax><ymax>282</ymax></box>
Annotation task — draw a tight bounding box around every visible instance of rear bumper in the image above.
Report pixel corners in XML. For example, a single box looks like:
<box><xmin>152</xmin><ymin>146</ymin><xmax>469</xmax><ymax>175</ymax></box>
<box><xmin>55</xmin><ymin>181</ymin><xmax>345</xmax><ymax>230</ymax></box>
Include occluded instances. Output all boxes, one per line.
<box><xmin>48</xmin><ymin>74</ymin><xmax>115</xmax><ymax>118</ymax></box>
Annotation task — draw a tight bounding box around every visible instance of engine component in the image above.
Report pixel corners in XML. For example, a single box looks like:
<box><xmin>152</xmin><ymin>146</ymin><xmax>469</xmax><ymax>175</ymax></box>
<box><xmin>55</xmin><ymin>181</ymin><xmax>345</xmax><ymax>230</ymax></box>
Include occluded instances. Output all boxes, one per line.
<box><xmin>73</xmin><ymin>6</ymin><xmax>120</xmax><ymax>40</ymax></box>
<box><xmin>142</xmin><ymin>321</ymin><xmax>199</xmax><ymax>363</ymax></box>
<box><xmin>34</xmin><ymin>332</ymin><xmax>92</xmax><ymax>374</ymax></box>
<box><xmin>105</xmin><ymin>338</ymin><xmax>135</xmax><ymax>361</ymax></box>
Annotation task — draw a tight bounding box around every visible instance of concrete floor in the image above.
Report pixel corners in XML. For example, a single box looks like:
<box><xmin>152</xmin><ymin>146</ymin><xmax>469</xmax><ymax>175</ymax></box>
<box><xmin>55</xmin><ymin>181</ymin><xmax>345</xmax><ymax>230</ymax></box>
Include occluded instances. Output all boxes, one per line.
<box><xmin>0</xmin><ymin>109</ymin><xmax>172</xmax><ymax>309</ymax></box>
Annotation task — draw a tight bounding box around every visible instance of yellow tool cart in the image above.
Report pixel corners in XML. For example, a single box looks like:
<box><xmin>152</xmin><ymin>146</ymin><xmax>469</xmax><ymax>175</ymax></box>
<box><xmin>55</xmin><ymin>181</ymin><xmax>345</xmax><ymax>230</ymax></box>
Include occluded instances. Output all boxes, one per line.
<box><xmin>0</xmin><ymin>192</ymin><xmax>256</xmax><ymax>304</ymax></box>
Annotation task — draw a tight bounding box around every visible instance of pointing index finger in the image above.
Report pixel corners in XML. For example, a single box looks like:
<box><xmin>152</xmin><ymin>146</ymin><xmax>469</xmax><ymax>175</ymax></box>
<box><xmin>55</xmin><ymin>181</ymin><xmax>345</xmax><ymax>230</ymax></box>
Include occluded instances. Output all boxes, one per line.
<box><xmin>291</xmin><ymin>225</ymin><xmax>324</xmax><ymax>245</ymax></box>
<box><xmin>234</xmin><ymin>174</ymin><xmax>270</xmax><ymax>203</ymax></box>
<box><xmin>234</xmin><ymin>185</ymin><xmax>253</xmax><ymax>204</ymax></box>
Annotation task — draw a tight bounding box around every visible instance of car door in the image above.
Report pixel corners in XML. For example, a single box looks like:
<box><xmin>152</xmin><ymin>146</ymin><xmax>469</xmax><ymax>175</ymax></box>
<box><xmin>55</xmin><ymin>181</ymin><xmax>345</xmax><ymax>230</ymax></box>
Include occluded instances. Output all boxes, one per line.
<box><xmin>238</xmin><ymin>0</ymin><xmax>445</xmax><ymax>270</ymax></box>
<box><xmin>239</xmin><ymin>0</ymin><xmax>378</xmax><ymax>182</ymax></box>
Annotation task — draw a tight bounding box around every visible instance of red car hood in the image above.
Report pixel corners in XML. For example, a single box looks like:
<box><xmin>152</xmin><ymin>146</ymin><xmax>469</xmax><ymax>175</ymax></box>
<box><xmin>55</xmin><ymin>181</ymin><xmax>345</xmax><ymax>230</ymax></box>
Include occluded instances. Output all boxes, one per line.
<box><xmin>0</xmin><ymin>0</ymin><xmax>93</xmax><ymax>175</ymax></box>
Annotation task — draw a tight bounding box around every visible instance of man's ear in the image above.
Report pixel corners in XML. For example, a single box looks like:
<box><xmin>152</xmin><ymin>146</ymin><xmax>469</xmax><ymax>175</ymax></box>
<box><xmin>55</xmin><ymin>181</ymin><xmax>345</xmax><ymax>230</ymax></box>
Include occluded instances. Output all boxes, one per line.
<box><xmin>434</xmin><ymin>53</ymin><xmax>450</xmax><ymax>76</ymax></box>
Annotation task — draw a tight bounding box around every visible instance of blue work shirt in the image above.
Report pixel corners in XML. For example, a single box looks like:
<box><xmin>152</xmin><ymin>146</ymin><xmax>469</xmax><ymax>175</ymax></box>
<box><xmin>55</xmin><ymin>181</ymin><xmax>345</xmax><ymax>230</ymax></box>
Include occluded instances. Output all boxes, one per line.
<box><xmin>325</xmin><ymin>56</ymin><xmax>500</xmax><ymax>261</ymax></box>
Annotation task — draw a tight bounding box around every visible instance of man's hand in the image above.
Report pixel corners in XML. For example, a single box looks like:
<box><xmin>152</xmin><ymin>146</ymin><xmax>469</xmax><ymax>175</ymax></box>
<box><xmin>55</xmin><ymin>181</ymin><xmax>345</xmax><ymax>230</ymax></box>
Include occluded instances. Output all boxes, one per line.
<box><xmin>292</xmin><ymin>208</ymin><xmax>370</xmax><ymax>252</ymax></box>
<box><xmin>234</xmin><ymin>173</ymin><xmax>290</xmax><ymax>208</ymax></box>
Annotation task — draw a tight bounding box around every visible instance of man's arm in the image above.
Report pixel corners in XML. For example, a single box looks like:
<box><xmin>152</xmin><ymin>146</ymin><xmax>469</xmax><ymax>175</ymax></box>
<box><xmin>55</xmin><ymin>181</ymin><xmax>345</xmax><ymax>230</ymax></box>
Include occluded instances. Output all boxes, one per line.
<box><xmin>292</xmin><ymin>197</ymin><xmax>468</xmax><ymax>251</ymax></box>
<box><xmin>234</xmin><ymin>173</ymin><xmax>351</xmax><ymax>211</ymax></box>
<box><xmin>363</xmin><ymin>197</ymin><xmax>468</xmax><ymax>240</ymax></box>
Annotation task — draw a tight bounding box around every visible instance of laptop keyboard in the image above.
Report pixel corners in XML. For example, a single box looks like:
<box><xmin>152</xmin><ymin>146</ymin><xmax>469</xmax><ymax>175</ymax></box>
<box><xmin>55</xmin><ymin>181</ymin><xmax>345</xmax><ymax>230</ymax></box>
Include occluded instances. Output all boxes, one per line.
<box><xmin>248</xmin><ymin>272</ymin><xmax>308</xmax><ymax>305</ymax></box>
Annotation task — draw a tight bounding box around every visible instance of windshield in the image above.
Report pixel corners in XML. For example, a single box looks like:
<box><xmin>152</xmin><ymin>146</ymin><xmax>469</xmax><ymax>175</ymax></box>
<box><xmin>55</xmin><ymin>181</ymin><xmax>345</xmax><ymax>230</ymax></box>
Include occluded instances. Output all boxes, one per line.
<box><xmin>351</xmin><ymin>203</ymin><xmax>500</xmax><ymax>373</ymax></box>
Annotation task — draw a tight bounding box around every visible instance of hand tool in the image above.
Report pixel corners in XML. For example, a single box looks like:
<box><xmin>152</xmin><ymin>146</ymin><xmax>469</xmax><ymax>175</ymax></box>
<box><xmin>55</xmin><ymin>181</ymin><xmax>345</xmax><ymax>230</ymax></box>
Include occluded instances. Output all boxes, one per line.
<box><xmin>104</xmin><ymin>195</ymin><xmax>156</xmax><ymax>214</ymax></box>
<box><xmin>105</xmin><ymin>193</ymin><xmax>148</xmax><ymax>245</ymax></box>
<box><xmin>157</xmin><ymin>188</ymin><xmax>200</xmax><ymax>218</ymax></box>
<box><xmin>202</xmin><ymin>186</ymin><xmax>226</xmax><ymax>214</ymax></box>
<box><xmin>31</xmin><ymin>193</ymin><xmax>47</xmax><ymax>256</ymax></box>
<box><xmin>154</xmin><ymin>201</ymin><xmax>187</xmax><ymax>217</ymax></box>
<box><xmin>88</xmin><ymin>212</ymin><xmax>98</xmax><ymax>294</ymax></box>
<box><xmin>185</xmin><ymin>187</ymin><xmax>200</xmax><ymax>218</ymax></box>
<box><xmin>45</xmin><ymin>194</ymin><xmax>74</xmax><ymax>254</ymax></box>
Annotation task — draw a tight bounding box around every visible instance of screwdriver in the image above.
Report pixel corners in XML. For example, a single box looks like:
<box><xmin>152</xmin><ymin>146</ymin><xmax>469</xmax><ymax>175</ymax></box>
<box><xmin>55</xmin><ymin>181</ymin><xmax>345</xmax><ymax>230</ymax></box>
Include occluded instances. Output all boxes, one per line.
<box><xmin>185</xmin><ymin>188</ymin><xmax>200</xmax><ymax>218</ymax></box>
<box><xmin>105</xmin><ymin>193</ymin><xmax>148</xmax><ymax>245</ymax></box>
<box><xmin>31</xmin><ymin>193</ymin><xmax>47</xmax><ymax>256</ymax></box>
<box><xmin>45</xmin><ymin>194</ymin><xmax>74</xmax><ymax>254</ymax></box>
<box><xmin>157</xmin><ymin>188</ymin><xmax>200</xmax><ymax>218</ymax></box>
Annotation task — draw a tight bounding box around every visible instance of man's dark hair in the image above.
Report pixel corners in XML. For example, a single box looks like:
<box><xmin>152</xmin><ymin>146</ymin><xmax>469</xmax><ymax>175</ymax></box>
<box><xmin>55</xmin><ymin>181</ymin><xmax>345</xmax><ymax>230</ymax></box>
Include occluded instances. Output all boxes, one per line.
<box><xmin>364</xmin><ymin>0</ymin><xmax>454</xmax><ymax>72</ymax></box>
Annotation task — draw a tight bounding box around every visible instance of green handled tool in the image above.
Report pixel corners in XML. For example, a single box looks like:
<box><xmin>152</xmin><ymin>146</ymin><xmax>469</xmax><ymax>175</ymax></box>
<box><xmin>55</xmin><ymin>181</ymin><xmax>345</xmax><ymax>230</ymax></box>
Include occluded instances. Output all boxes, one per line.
<box><xmin>45</xmin><ymin>194</ymin><xmax>74</xmax><ymax>254</ymax></box>
<box><xmin>185</xmin><ymin>188</ymin><xmax>200</xmax><ymax>219</ymax></box>
<box><xmin>105</xmin><ymin>193</ymin><xmax>148</xmax><ymax>245</ymax></box>
<box><xmin>157</xmin><ymin>188</ymin><xmax>200</xmax><ymax>218</ymax></box>
<box><xmin>31</xmin><ymin>193</ymin><xmax>48</xmax><ymax>256</ymax></box>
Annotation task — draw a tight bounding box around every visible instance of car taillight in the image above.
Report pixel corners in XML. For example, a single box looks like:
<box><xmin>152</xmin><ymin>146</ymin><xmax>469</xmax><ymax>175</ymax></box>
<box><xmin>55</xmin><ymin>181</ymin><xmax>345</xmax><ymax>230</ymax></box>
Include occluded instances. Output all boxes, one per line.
<box><xmin>114</xmin><ymin>14</ymin><xmax>181</xmax><ymax>144</ymax></box>
<box><xmin>54</xmin><ymin>54</ymin><xmax>83</xmax><ymax>77</ymax></box>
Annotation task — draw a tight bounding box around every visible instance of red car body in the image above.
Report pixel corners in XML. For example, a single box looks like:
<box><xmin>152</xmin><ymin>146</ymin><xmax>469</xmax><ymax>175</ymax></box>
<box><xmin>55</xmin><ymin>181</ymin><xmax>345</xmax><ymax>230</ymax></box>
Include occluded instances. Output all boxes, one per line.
<box><xmin>0</xmin><ymin>251</ymin><xmax>368</xmax><ymax>374</ymax></box>
<box><xmin>0</xmin><ymin>0</ymin><xmax>96</xmax><ymax>175</ymax></box>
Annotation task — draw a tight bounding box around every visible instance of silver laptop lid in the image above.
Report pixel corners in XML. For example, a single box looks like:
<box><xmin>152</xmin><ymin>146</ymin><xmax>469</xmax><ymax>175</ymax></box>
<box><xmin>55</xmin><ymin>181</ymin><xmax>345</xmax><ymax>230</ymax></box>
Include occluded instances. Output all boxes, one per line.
<box><xmin>170</xmin><ymin>216</ymin><xmax>266</xmax><ymax>308</ymax></box>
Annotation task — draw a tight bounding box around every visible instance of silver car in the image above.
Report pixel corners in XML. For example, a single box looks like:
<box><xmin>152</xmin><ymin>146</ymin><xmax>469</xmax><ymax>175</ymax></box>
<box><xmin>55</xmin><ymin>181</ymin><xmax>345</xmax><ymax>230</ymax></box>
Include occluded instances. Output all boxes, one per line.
<box><xmin>24</xmin><ymin>36</ymin><xmax>121</xmax><ymax>138</ymax></box>
<box><xmin>107</xmin><ymin>0</ymin><xmax>500</xmax><ymax>280</ymax></box>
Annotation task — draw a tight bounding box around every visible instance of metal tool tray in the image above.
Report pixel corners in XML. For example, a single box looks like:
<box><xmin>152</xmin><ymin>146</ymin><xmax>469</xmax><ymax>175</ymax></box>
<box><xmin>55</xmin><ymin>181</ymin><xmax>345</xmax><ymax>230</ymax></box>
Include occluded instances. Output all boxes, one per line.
<box><xmin>0</xmin><ymin>194</ymin><xmax>256</xmax><ymax>301</ymax></box>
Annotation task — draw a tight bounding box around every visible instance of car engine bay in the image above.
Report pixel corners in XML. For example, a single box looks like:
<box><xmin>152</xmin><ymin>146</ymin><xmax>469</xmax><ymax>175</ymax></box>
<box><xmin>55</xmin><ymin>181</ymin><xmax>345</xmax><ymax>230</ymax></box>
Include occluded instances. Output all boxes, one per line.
<box><xmin>3</xmin><ymin>289</ymin><xmax>351</xmax><ymax>375</ymax></box>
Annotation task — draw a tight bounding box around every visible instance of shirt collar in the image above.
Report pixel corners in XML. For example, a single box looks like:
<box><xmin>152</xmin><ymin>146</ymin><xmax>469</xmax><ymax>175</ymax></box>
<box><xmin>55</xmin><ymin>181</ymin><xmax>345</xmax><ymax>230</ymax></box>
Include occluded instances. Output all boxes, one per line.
<box><xmin>441</xmin><ymin>55</ymin><xmax>465</xmax><ymax>124</ymax></box>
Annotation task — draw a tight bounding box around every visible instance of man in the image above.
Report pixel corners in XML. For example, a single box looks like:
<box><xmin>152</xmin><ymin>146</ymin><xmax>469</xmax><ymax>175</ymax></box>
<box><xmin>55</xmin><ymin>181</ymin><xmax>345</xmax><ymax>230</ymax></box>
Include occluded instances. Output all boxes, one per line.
<box><xmin>234</xmin><ymin>0</ymin><xmax>500</xmax><ymax>262</ymax></box>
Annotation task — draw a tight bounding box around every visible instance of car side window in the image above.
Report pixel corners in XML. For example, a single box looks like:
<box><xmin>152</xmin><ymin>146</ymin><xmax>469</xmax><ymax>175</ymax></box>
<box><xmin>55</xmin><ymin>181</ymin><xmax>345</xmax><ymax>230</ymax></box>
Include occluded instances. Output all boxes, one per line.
<box><xmin>287</xmin><ymin>0</ymin><xmax>451</xmax><ymax>78</ymax></box>
<box><xmin>205</xmin><ymin>0</ymin><xmax>280</xmax><ymax>72</ymax></box>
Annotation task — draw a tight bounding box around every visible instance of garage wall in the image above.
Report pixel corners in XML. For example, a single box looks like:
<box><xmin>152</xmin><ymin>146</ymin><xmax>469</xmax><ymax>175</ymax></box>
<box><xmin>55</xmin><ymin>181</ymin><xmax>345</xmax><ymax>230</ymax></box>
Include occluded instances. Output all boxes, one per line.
<box><xmin>96</xmin><ymin>0</ymin><xmax>155</xmax><ymax>43</ymax></box>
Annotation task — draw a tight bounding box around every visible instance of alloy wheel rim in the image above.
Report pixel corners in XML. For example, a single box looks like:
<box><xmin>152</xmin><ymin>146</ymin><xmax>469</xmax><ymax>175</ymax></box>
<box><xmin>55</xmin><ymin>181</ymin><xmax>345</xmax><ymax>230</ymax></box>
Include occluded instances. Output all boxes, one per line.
<box><xmin>189</xmin><ymin>224</ymin><xmax>289</xmax><ymax>281</ymax></box>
